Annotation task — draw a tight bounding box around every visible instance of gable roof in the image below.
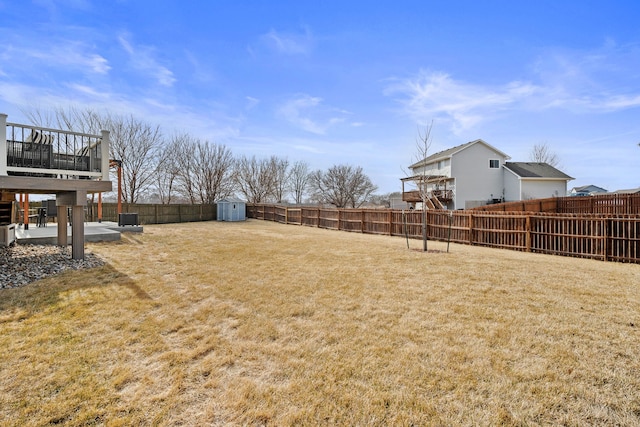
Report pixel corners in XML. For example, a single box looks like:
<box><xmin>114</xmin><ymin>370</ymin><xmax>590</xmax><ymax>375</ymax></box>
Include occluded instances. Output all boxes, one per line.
<box><xmin>571</xmin><ymin>184</ymin><xmax>608</xmax><ymax>193</ymax></box>
<box><xmin>504</xmin><ymin>162</ymin><xmax>573</xmax><ymax>180</ymax></box>
<box><xmin>611</xmin><ymin>187</ymin><xmax>640</xmax><ymax>194</ymax></box>
<box><xmin>409</xmin><ymin>139</ymin><xmax>511</xmax><ymax>169</ymax></box>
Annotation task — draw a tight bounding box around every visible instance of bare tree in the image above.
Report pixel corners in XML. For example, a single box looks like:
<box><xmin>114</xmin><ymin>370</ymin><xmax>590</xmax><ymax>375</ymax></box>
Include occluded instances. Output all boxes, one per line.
<box><xmin>22</xmin><ymin>105</ymin><xmax>103</xmax><ymax>135</ymax></box>
<box><xmin>155</xmin><ymin>147</ymin><xmax>180</xmax><ymax>204</ymax></box>
<box><xmin>168</xmin><ymin>133</ymin><xmax>199</xmax><ymax>203</ymax></box>
<box><xmin>270</xmin><ymin>156</ymin><xmax>290</xmax><ymax>203</ymax></box>
<box><xmin>309</xmin><ymin>164</ymin><xmax>377</xmax><ymax>208</ymax></box>
<box><xmin>530</xmin><ymin>142</ymin><xmax>560</xmax><ymax>167</ymax></box>
<box><xmin>163</xmin><ymin>133</ymin><xmax>235</xmax><ymax>204</ymax></box>
<box><xmin>414</xmin><ymin>124</ymin><xmax>435</xmax><ymax>251</ymax></box>
<box><xmin>405</xmin><ymin>122</ymin><xmax>448</xmax><ymax>251</ymax></box>
<box><xmin>105</xmin><ymin>114</ymin><xmax>163</xmax><ymax>204</ymax></box>
<box><xmin>288</xmin><ymin>160</ymin><xmax>311</xmax><ymax>204</ymax></box>
<box><xmin>193</xmin><ymin>140</ymin><xmax>235</xmax><ymax>204</ymax></box>
<box><xmin>234</xmin><ymin>155</ymin><xmax>276</xmax><ymax>203</ymax></box>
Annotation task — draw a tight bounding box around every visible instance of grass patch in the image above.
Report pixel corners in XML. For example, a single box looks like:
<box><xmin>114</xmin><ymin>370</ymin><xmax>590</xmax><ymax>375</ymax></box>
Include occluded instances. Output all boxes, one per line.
<box><xmin>1</xmin><ymin>219</ymin><xmax>639</xmax><ymax>425</ymax></box>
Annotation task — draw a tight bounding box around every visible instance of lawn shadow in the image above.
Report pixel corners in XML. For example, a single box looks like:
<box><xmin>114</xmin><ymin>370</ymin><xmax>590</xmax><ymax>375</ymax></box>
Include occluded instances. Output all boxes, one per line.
<box><xmin>0</xmin><ymin>262</ymin><xmax>150</xmax><ymax>322</ymax></box>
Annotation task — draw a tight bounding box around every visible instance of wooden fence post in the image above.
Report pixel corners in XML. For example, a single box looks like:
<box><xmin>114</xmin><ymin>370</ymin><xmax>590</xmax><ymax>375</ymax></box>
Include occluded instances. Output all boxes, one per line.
<box><xmin>389</xmin><ymin>210</ymin><xmax>393</xmax><ymax>235</ymax></box>
<box><xmin>468</xmin><ymin>212</ymin><xmax>474</xmax><ymax>245</ymax></box>
<box><xmin>603</xmin><ymin>218</ymin><xmax>609</xmax><ymax>262</ymax></box>
<box><xmin>525</xmin><ymin>214</ymin><xmax>532</xmax><ymax>252</ymax></box>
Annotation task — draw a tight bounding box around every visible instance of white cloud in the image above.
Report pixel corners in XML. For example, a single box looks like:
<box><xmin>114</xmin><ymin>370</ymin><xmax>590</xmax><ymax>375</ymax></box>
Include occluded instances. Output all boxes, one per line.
<box><xmin>387</xmin><ymin>41</ymin><xmax>640</xmax><ymax>134</ymax></box>
<box><xmin>602</xmin><ymin>94</ymin><xmax>640</xmax><ymax>110</ymax></box>
<box><xmin>530</xmin><ymin>41</ymin><xmax>640</xmax><ymax>112</ymax></box>
<box><xmin>245</xmin><ymin>96</ymin><xmax>260</xmax><ymax>110</ymax></box>
<box><xmin>277</xmin><ymin>94</ymin><xmax>346</xmax><ymax>134</ymax></box>
<box><xmin>260</xmin><ymin>28</ymin><xmax>314</xmax><ymax>55</ymax></box>
<box><xmin>118</xmin><ymin>34</ymin><xmax>176</xmax><ymax>87</ymax></box>
<box><xmin>385</xmin><ymin>71</ymin><xmax>539</xmax><ymax>133</ymax></box>
<box><xmin>0</xmin><ymin>39</ymin><xmax>110</xmax><ymax>76</ymax></box>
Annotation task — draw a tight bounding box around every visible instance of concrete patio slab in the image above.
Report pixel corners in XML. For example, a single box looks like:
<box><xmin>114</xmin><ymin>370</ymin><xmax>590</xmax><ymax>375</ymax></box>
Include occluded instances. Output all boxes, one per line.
<box><xmin>14</xmin><ymin>221</ymin><xmax>143</xmax><ymax>245</ymax></box>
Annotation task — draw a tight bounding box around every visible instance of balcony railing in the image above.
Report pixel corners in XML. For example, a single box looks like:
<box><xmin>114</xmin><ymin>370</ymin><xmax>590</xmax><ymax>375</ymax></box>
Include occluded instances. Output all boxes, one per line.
<box><xmin>1</xmin><ymin>114</ymin><xmax>110</xmax><ymax>181</ymax></box>
<box><xmin>402</xmin><ymin>189</ymin><xmax>454</xmax><ymax>203</ymax></box>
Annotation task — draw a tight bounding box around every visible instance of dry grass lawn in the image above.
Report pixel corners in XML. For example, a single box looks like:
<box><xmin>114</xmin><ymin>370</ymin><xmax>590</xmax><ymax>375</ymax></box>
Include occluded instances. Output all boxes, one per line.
<box><xmin>1</xmin><ymin>219</ymin><xmax>639</xmax><ymax>426</ymax></box>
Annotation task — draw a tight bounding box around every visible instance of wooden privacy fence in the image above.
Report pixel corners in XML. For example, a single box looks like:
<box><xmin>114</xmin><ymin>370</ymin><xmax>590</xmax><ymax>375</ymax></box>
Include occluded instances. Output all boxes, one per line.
<box><xmin>85</xmin><ymin>202</ymin><xmax>216</xmax><ymax>224</ymax></box>
<box><xmin>248</xmin><ymin>204</ymin><xmax>640</xmax><ymax>264</ymax></box>
<box><xmin>473</xmin><ymin>193</ymin><xmax>640</xmax><ymax>215</ymax></box>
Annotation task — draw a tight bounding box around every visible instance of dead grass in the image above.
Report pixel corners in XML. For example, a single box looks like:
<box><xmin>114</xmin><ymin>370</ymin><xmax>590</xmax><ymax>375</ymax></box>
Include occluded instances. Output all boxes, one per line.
<box><xmin>1</xmin><ymin>219</ymin><xmax>639</xmax><ymax>426</ymax></box>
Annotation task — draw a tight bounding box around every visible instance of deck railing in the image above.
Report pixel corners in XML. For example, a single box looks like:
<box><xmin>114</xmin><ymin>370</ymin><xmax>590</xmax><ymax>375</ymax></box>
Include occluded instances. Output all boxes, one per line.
<box><xmin>0</xmin><ymin>114</ymin><xmax>110</xmax><ymax>180</ymax></box>
<box><xmin>248</xmin><ymin>204</ymin><xmax>640</xmax><ymax>264</ymax></box>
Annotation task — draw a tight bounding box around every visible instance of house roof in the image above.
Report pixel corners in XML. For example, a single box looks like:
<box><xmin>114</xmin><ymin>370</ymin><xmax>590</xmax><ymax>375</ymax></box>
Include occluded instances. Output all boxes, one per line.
<box><xmin>611</xmin><ymin>188</ymin><xmax>640</xmax><ymax>194</ymax></box>
<box><xmin>409</xmin><ymin>139</ymin><xmax>511</xmax><ymax>169</ymax></box>
<box><xmin>571</xmin><ymin>184</ymin><xmax>608</xmax><ymax>193</ymax></box>
<box><xmin>504</xmin><ymin>162</ymin><xmax>573</xmax><ymax>180</ymax></box>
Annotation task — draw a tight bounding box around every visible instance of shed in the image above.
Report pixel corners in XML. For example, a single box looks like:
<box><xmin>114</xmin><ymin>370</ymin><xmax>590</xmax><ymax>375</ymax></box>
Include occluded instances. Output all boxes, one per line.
<box><xmin>217</xmin><ymin>198</ymin><xmax>246</xmax><ymax>221</ymax></box>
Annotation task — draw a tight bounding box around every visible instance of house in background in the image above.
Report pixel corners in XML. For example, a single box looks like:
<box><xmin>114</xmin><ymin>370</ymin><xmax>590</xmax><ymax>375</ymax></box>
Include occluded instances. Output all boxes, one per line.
<box><xmin>569</xmin><ymin>184</ymin><xmax>608</xmax><ymax>196</ymax></box>
<box><xmin>402</xmin><ymin>139</ymin><xmax>511</xmax><ymax>210</ymax></box>
<box><xmin>402</xmin><ymin>139</ymin><xmax>574</xmax><ymax>210</ymax></box>
<box><xmin>611</xmin><ymin>187</ymin><xmax>640</xmax><ymax>195</ymax></box>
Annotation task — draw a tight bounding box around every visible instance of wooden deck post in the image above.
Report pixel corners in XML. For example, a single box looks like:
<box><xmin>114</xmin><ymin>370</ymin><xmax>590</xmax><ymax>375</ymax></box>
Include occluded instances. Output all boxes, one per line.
<box><xmin>58</xmin><ymin>191</ymin><xmax>86</xmax><ymax>259</ymax></box>
<box><xmin>97</xmin><ymin>192</ymin><xmax>103</xmax><ymax>222</ymax></box>
<box><xmin>24</xmin><ymin>194</ymin><xmax>30</xmax><ymax>230</ymax></box>
<box><xmin>57</xmin><ymin>204</ymin><xmax>68</xmax><ymax>246</ymax></box>
<box><xmin>71</xmin><ymin>204</ymin><xmax>84</xmax><ymax>260</ymax></box>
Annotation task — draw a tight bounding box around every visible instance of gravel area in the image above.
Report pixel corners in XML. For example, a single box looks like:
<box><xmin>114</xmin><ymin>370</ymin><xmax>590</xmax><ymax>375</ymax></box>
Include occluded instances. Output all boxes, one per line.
<box><xmin>0</xmin><ymin>244</ymin><xmax>104</xmax><ymax>289</ymax></box>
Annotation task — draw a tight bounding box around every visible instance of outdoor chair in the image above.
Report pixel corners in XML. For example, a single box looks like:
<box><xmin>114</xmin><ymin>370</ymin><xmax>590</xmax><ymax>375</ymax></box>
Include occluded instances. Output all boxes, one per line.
<box><xmin>37</xmin><ymin>208</ymin><xmax>47</xmax><ymax>227</ymax></box>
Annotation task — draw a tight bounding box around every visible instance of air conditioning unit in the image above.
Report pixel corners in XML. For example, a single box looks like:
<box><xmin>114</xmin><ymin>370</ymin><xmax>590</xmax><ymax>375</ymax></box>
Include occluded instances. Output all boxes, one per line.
<box><xmin>0</xmin><ymin>224</ymin><xmax>16</xmax><ymax>247</ymax></box>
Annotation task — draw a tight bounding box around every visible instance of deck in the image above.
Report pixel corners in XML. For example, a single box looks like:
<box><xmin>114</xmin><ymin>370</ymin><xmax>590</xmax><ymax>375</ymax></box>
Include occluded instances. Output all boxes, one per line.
<box><xmin>1</xmin><ymin>113</ymin><xmax>113</xmax><ymax>258</ymax></box>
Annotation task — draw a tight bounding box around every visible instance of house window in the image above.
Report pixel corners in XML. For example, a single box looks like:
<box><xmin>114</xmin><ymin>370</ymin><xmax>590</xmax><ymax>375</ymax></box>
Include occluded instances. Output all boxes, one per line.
<box><xmin>437</xmin><ymin>160</ymin><xmax>444</xmax><ymax>169</ymax></box>
<box><xmin>489</xmin><ymin>159</ymin><xmax>500</xmax><ymax>169</ymax></box>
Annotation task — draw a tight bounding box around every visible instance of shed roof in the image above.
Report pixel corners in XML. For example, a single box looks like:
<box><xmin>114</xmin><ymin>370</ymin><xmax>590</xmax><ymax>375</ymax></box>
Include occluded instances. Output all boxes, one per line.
<box><xmin>504</xmin><ymin>162</ymin><xmax>573</xmax><ymax>180</ymax></box>
<box><xmin>217</xmin><ymin>197</ymin><xmax>245</xmax><ymax>203</ymax></box>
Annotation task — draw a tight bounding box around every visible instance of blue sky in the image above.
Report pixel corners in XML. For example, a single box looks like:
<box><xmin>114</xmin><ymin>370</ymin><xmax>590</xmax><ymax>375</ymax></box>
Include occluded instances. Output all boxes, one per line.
<box><xmin>1</xmin><ymin>0</ymin><xmax>639</xmax><ymax>194</ymax></box>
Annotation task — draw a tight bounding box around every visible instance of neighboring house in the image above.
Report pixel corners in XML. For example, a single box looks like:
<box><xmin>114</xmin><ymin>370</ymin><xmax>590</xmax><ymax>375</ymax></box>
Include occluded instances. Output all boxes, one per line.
<box><xmin>569</xmin><ymin>184</ymin><xmax>608</xmax><ymax>196</ymax></box>
<box><xmin>402</xmin><ymin>139</ymin><xmax>574</xmax><ymax>209</ymax></box>
<box><xmin>611</xmin><ymin>188</ymin><xmax>640</xmax><ymax>194</ymax></box>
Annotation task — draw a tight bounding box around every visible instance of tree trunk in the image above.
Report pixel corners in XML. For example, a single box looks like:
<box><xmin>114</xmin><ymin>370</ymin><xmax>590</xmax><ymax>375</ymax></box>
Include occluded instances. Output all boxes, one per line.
<box><xmin>422</xmin><ymin>205</ymin><xmax>428</xmax><ymax>252</ymax></box>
